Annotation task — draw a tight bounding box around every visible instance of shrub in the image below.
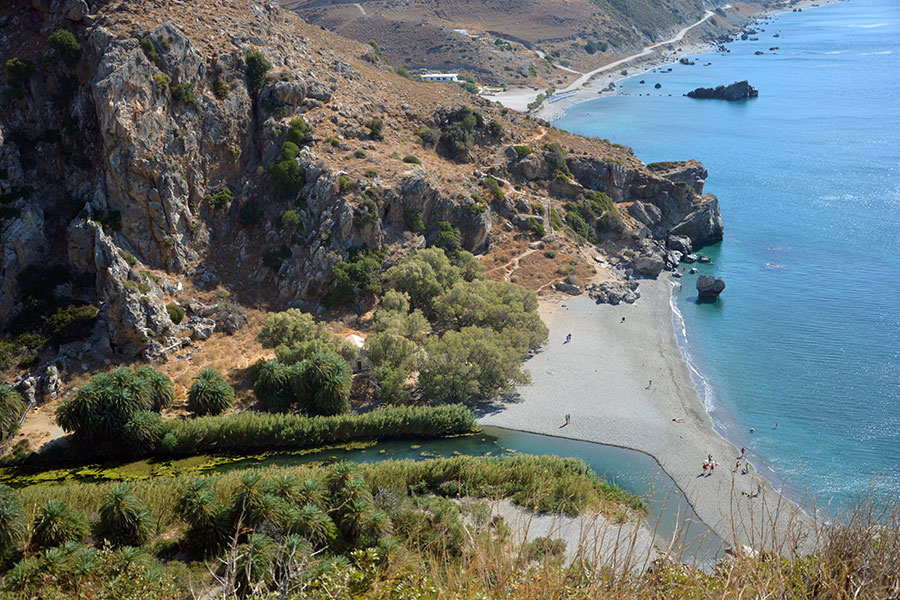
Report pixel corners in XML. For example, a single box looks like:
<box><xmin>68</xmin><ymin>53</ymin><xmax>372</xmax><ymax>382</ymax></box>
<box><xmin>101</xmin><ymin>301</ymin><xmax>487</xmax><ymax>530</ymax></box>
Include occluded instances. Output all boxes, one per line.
<box><xmin>258</xmin><ymin>309</ymin><xmax>356</xmax><ymax>363</ymax></box>
<box><xmin>402</xmin><ymin>155</ymin><xmax>421</xmax><ymax>164</ymax></box>
<box><xmin>337</xmin><ymin>174</ymin><xmax>351</xmax><ymax>192</ymax></box>
<box><xmin>152</xmin><ymin>72</ymin><xmax>170</xmax><ymax>91</ymax></box>
<box><xmin>487</xmin><ymin>119</ymin><xmax>503</xmax><ymax>137</ymax></box>
<box><xmin>286</xmin><ymin>117</ymin><xmax>312</xmax><ymax>146</ymax></box>
<box><xmin>188</xmin><ymin>368</ymin><xmax>234</xmax><ymax>416</ymax></box>
<box><xmin>47</xmin><ymin>30</ymin><xmax>82</xmax><ymax>67</ymax></box>
<box><xmin>212</xmin><ymin>79</ymin><xmax>229</xmax><ymax>99</ymax></box>
<box><xmin>438</xmin><ymin>107</ymin><xmax>478</xmax><ymax>161</ymax></box>
<box><xmin>166</xmin><ymin>302</ymin><xmax>185</xmax><ymax>325</ymax></box>
<box><xmin>0</xmin><ymin>385</ymin><xmax>26</xmax><ymax>441</ymax></box>
<box><xmin>30</xmin><ymin>499</ymin><xmax>88</xmax><ymax>550</ymax></box>
<box><xmin>483</xmin><ymin>177</ymin><xmax>504</xmax><ymax>201</ymax></box>
<box><xmin>5</xmin><ymin>58</ymin><xmax>35</xmax><ymax>85</ymax></box>
<box><xmin>323</xmin><ymin>248</ymin><xmax>386</xmax><ymax>307</ymax></box>
<box><xmin>140</xmin><ymin>38</ymin><xmax>159</xmax><ymax>63</ymax></box>
<box><xmin>94</xmin><ymin>483</ymin><xmax>153</xmax><ymax>547</ymax></box>
<box><xmin>170</xmin><ymin>82</ymin><xmax>198</xmax><ymax>106</ymax></box>
<box><xmin>281</xmin><ymin>209</ymin><xmax>303</xmax><ymax>234</ymax></box>
<box><xmin>544</xmin><ymin>249</ymin><xmax>556</xmax><ymax>258</ymax></box>
<box><xmin>543</xmin><ymin>142</ymin><xmax>569</xmax><ymax>175</ymax></box>
<box><xmin>159</xmin><ymin>404</ymin><xmax>477</xmax><ymax>456</ymax></box>
<box><xmin>403</xmin><ymin>209</ymin><xmax>424</xmax><ymax>232</ymax></box>
<box><xmin>367</xmin><ymin>117</ymin><xmax>384</xmax><ymax>141</ymax></box>
<box><xmin>0</xmin><ymin>485</ymin><xmax>25</xmax><ymax>552</ymax></box>
<box><xmin>239</xmin><ymin>199</ymin><xmax>263</xmax><ymax>228</ymax></box>
<box><xmin>354</xmin><ymin>149</ymin><xmax>367</xmax><ymax>159</ymax></box>
<box><xmin>269</xmin><ymin>142</ymin><xmax>305</xmax><ymax>199</ymax></box>
<box><xmin>415</xmin><ymin>127</ymin><xmax>437</xmax><ymax>146</ymax></box>
<box><xmin>245</xmin><ymin>51</ymin><xmax>272</xmax><ymax>92</ymax></box>
<box><xmin>524</xmin><ymin>536</ymin><xmax>567</xmax><ymax>561</ymax></box>
<box><xmin>204</xmin><ymin>185</ymin><xmax>233</xmax><ymax>210</ymax></box>
<box><xmin>457</xmin><ymin>81</ymin><xmax>478</xmax><ymax>94</ymax></box>
<box><xmin>513</xmin><ymin>145</ymin><xmax>532</xmax><ymax>157</ymax></box>
<box><xmin>432</xmin><ymin>221</ymin><xmax>462</xmax><ymax>254</ymax></box>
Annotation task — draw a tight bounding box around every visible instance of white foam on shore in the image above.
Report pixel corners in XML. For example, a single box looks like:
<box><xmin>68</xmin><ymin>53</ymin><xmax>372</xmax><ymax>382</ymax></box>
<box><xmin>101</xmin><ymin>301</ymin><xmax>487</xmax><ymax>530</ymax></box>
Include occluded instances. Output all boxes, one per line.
<box><xmin>666</xmin><ymin>281</ymin><xmax>717</xmax><ymax>415</ymax></box>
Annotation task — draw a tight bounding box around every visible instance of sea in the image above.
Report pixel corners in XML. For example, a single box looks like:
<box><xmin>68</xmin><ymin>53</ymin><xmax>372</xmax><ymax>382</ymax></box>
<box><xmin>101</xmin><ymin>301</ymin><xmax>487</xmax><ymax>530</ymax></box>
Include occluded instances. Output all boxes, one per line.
<box><xmin>555</xmin><ymin>0</ymin><xmax>900</xmax><ymax>511</ymax></box>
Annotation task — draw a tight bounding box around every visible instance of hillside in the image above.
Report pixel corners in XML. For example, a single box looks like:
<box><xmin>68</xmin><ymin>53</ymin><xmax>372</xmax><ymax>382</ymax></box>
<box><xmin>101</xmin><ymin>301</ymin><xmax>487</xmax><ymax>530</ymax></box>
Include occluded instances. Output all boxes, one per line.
<box><xmin>281</xmin><ymin>0</ymin><xmax>773</xmax><ymax>86</ymax></box>
<box><xmin>0</xmin><ymin>0</ymin><xmax>721</xmax><ymax>401</ymax></box>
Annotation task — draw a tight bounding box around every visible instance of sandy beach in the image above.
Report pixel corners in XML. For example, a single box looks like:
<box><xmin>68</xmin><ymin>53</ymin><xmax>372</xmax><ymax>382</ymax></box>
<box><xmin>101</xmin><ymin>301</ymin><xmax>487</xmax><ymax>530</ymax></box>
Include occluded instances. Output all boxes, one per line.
<box><xmin>480</xmin><ymin>279</ymin><xmax>813</xmax><ymax>551</ymax></box>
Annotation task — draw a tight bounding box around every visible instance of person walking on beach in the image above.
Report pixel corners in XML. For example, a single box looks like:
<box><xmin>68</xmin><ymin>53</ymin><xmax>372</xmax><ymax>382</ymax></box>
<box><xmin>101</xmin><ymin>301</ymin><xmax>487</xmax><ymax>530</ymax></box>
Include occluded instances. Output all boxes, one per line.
<box><xmin>565</xmin><ymin>333</ymin><xmax>572</xmax><ymax>343</ymax></box>
<box><xmin>740</xmin><ymin>447</ymin><xmax>745</xmax><ymax>459</ymax></box>
<box><xmin>565</xmin><ymin>414</ymin><xmax>570</xmax><ymax>425</ymax></box>
<box><xmin>621</xmin><ymin>316</ymin><xmax>626</xmax><ymax>323</ymax></box>
<box><xmin>647</xmin><ymin>379</ymin><xmax>652</xmax><ymax>389</ymax></box>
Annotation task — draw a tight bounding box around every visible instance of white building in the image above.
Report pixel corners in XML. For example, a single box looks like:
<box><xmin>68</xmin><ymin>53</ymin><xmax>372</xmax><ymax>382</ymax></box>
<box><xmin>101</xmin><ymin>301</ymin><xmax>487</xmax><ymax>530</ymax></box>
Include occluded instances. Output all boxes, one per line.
<box><xmin>421</xmin><ymin>73</ymin><xmax>459</xmax><ymax>82</ymax></box>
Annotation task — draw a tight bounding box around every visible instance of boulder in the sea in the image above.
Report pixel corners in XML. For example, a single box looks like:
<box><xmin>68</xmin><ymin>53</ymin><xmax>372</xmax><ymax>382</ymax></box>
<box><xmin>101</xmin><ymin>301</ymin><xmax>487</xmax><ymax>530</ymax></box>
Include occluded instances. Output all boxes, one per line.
<box><xmin>686</xmin><ymin>80</ymin><xmax>758</xmax><ymax>101</ymax></box>
<box><xmin>689</xmin><ymin>267</ymin><xmax>698</xmax><ymax>274</ymax></box>
<box><xmin>696</xmin><ymin>274</ymin><xmax>726</xmax><ymax>298</ymax></box>
<box><xmin>697</xmin><ymin>255</ymin><xmax>712</xmax><ymax>264</ymax></box>
<box><xmin>754</xmin><ymin>50</ymin><xmax>765</xmax><ymax>55</ymax></box>
<box><xmin>654</xmin><ymin>83</ymin><xmax>662</xmax><ymax>89</ymax></box>
<box><xmin>682</xmin><ymin>253</ymin><xmax>698</xmax><ymax>264</ymax></box>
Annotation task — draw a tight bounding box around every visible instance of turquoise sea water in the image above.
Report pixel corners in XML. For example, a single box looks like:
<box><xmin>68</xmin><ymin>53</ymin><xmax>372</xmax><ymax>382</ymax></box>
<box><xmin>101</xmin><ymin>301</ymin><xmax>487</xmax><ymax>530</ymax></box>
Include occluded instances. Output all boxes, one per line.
<box><xmin>555</xmin><ymin>0</ymin><xmax>900</xmax><ymax>509</ymax></box>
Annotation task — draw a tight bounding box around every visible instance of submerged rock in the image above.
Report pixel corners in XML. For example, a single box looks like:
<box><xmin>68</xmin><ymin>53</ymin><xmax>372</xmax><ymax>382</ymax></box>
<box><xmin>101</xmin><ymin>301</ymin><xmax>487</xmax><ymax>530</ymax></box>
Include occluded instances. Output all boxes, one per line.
<box><xmin>686</xmin><ymin>80</ymin><xmax>758</xmax><ymax>101</ymax></box>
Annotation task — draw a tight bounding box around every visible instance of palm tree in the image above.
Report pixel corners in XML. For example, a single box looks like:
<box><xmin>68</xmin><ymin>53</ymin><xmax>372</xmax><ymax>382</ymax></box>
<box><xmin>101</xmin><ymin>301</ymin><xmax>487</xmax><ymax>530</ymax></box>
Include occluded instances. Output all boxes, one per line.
<box><xmin>0</xmin><ymin>385</ymin><xmax>26</xmax><ymax>440</ymax></box>
<box><xmin>121</xmin><ymin>410</ymin><xmax>165</xmax><ymax>456</ymax></box>
<box><xmin>296</xmin><ymin>352</ymin><xmax>351</xmax><ymax>416</ymax></box>
<box><xmin>95</xmin><ymin>483</ymin><xmax>153</xmax><ymax>547</ymax></box>
<box><xmin>288</xmin><ymin>504</ymin><xmax>337</xmax><ymax>549</ymax></box>
<box><xmin>188</xmin><ymin>368</ymin><xmax>234</xmax><ymax>416</ymax></box>
<box><xmin>134</xmin><ymin>366</ymin><xmax>175</xmax><ymax>411</ymax></box>
<box><xmin>0</xmin><ymin>485</ymin><xmax>25</xmax><ymax>552</ymax></box>
<box><xmin>30</xmin><ymin>499</ymin><xmax>88</xmax><ymax>550</ymax></box>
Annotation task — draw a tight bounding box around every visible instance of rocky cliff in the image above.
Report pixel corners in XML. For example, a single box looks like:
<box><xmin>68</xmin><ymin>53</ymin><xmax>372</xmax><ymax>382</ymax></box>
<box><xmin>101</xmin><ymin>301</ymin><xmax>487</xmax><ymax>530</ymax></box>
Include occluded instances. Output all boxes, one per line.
<box><xmin>0</xmin><ymin>0</ymin><xmax>721</xmax><ymax>374</ymax></box>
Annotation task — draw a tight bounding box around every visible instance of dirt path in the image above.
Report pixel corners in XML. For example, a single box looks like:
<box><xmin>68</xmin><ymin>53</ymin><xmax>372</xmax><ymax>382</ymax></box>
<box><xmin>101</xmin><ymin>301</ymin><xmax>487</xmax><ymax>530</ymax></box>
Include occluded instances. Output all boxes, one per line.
<box><xmin>486</xmin><ymin>248</ymin><xmax>537</xmax><ymax>280</ymax></box>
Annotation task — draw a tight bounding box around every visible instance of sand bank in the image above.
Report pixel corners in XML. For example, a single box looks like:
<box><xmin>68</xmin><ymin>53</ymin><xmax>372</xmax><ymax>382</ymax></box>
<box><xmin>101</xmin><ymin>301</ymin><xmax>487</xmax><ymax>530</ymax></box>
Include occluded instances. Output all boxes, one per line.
<box><xmin>480</xmin><ymin>279</ymin><xmax>812</xmax><ymax>550</ymax></box>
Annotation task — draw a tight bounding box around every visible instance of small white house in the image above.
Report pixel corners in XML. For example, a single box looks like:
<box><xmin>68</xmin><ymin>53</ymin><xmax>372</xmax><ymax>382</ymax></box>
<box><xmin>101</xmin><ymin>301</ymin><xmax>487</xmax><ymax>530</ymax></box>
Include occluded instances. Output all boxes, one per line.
<box><xmin>421</xmin><ymin>73</ymin><xmax>459</xmax><ymax>82</ymax></box>
<box><xmin>345</xmin><ymin>334</ymin><xmax>369</xmax><ymax>372</ymax></box>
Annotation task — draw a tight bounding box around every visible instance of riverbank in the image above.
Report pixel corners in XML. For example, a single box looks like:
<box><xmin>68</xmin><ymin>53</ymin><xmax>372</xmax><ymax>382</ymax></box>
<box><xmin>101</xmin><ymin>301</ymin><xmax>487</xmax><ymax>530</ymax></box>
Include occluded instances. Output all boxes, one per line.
<box><xmin>483</xmin><ymin>0</ymin><xmax>839</xmax><ymax>122</ymax></box>
<box><xmin>480</xmin><ymin>279</ymin><xmax>812</xmax><ymax>550</ymax></box>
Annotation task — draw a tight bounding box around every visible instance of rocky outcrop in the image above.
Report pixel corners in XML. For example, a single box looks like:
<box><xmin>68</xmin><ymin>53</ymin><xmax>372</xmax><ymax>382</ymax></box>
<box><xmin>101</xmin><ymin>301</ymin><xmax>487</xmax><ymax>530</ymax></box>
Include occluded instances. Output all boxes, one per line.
<box><xmin>696</xmin><ymin>274</ymin><xmax>726</xmax><ymax>298</ymax></box>
<box><xmin>553</xmin><ymin>281</ymin><xmax>582</xmax><ymax>295</ymax></box>
<box><xmin>686</xmin><ymin>80</ymin><xmax>758</xmax><ymax>101</ymax></box>
<box><xmin>67</xmin><ymin>220</ymin><xmax>174</xmax><ymax>357</ymax></box>
<box><xmin>588</xmin><ymin>280</ymin><xmax>640</xmax><ymax>305</ymax></box>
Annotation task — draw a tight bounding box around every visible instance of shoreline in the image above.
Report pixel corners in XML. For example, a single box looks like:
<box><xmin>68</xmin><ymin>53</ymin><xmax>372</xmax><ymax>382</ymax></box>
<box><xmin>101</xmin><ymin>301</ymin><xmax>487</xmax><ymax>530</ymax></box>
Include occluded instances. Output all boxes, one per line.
<box><xmin>483</xmin><ymin>0</ymin><xmax>839</xmax><ymax>122</ymax></box>
<box><xmin>479</xmin><ymin>279</ymin><xmax>814</xmax><ymax>549</ymax></box>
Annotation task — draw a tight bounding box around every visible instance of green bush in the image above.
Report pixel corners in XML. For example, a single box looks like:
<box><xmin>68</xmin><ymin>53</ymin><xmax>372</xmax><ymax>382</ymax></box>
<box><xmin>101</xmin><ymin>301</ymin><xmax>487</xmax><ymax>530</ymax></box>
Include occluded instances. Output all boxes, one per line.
<box><xmin>323</xmin><ymin>248</ymin><xmax>386</xmax><ymax>307</ymax></box>
<box><xmin>366</xmin><ymin>117</ymin><xmax>384</xmax><ymax>141</ymax></box>
<box><xmin>152</xmin><ymin>72</ymin><xmax>170</xmax><ymax>91</ymax></box>
<box><xmin>483</xmin><ymin>177</ymin><xmax>504</xmax><ymax>201</ymax></box>
<box><xmin>415</xmin><ymin>127</ymin><xmax>438</xmax><ymax>146</ymax></box>
<box><xmin>438</xmin><ymin>107</ymin><xmax>478</xmax><ymax>161</ymax></box>
<box><xmin>166</xmin><ymin>303</ymin><xmax>184</xmax><ymax>325</ymax></box>
<box><xmin>212</xmin><ymin>79</ymin><xmax>229</xmax><ymax>99</ymax></box>
<box><xmin>187</xmin><ymin>368</ymin><xmax>234</xmax><ymax>416</ymax></box>
<box><xmin>94</xmin><ymin>483</ymin><xmax>153</xmax><ymax>547</ymax></box>
<box><xmin>487</xmin><ymin>119</ymin><xmax>503</xmax><ymax>137</ymax></box>
<box><xmin>286</xmin><ymin>117</ymin><xmax>312</xmax><ymax>146</ymax></box>
<box><xmin>0</xmin><ymin>385</ymin><xmax>26</xmax><ymax>441</ymax></box>
<box><xmin>159</xmin><ymin>404</ymin><xmax>477</xmax><ymax>456</ymax></box>
<box><xmin>140</xmin><ymin>38</ymin><xmax>159</xmax><ymax>62</ymax></box>
<box><xmin>5</xmin><ymin>58</ymin><xmax>35</xmax><ymax>85</ymax></box>
<box><xmin>354</xmin><ymin>149</ymin><xmax>367</xmax><ymax>159</ymax></box>
<box><xmin>403</xmin><ymin>209</ymin><xmax>425</xmax><ymax>232</ymax></box>
<box><xmin>432</xmin><ymin>221</ymin><xmax>462</xmax><ymax>254</ymax></box>
<box><xmin>30</xmin><ymin>499</ymin><xmax>88</xmax><ymax>550</ymax></box>
<box><xmin>513</xmin><ymin>145</ymin><xmax>532</xmax><ymax>157</ymax></box>
<box><xmin>269</xmin><ymin>142</ymin><xmax>305</xmax><ymax>199</ymax></box>
<box><xmin>543</xmin><ymin>142</ymin><xmax>569</xmax><ymax>175</ymax></box>
<box><xmin>245</xmin><ymin>51</ymin><xmax>272</xmax><ymax>92</ymax></box>
<box><xmin>47</xmin><ymin>30</ymin><xmax>82</xmax><ymax>67</ymax></box>
<box><xmin>170</xmin><ymin>82</ymin><xmax>198</xmax><ymax>106</ymax></box>
<box><xmin>382</xmin><ymin>247</ymin><xmax>480</xmax><ymax>315</ymax></box>
<box><xmin>402</xmin><ymin>155</ymin><xmax>421</xmax><ymax>164</ymax></box>
<box><xmin>204</xmin><ymin>185</ymin><xmax>233</xmax><ymax>210</ymax></box>
<box><xmin>281</xmin><ymin>209</ymin><xmax>303</xmax><ymax>234</ymax></box>
<box><xmin>337</xmin><ymin>174</ymin><xmax>351</xmax><ymax>192</ymax></box>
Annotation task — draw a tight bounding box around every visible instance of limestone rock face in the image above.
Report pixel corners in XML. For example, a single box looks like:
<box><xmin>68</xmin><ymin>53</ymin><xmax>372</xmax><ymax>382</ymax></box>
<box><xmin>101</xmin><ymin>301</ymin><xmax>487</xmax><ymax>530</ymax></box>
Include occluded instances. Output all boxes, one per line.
<box><xmin>667</xmin><ymin>234</ymin><xmax>693</xmax><ymax>256</ymax></box>
<box><xmin>686</xmin><ymin>80</ymin><xmax>758</xmax><ymax>101</ymax></box>
<box><xmin>696</xmin><ymin>274</ymin><xmax>726</xmax><ymax>298</ymax></box>
<box><xmin>67</xmin><ymin>220</ymin><xmax>172</xmax><ymax>357</ymax></box>
<box><xmin>0</xmin><ymin>204</ymin><xmax>48</xmax><ymax>326</ymax></box>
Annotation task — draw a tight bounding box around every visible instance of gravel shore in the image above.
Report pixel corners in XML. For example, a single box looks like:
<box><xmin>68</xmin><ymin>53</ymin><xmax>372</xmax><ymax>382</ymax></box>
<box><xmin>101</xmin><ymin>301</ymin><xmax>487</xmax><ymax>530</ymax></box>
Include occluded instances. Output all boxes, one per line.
<box><xmin>480</xmin><ymin>279</ymin><xmax>812</xmax><ymax>551</ymax></box>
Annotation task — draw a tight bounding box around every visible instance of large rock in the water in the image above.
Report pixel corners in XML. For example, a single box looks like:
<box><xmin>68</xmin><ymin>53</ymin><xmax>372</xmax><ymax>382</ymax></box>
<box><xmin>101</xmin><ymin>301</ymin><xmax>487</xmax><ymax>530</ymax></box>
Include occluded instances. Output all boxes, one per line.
<box><xmin>696</xmin><ymin>274</ymin><xmax>726</xmax><ymax>298</ymax></box>
<box><xmin>686</xmin><ymin>80</ymin><xmax>758</xmax><ymax>101</ymax></box>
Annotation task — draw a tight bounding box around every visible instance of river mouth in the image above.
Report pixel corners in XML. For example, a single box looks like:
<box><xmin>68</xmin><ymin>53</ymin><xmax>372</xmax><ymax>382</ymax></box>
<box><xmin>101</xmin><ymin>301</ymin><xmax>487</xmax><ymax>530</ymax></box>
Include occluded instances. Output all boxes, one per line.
<box><xmin>1</xmin><ymin>426</ymin><xmax>724</xmax><ymax>565</ymax></box>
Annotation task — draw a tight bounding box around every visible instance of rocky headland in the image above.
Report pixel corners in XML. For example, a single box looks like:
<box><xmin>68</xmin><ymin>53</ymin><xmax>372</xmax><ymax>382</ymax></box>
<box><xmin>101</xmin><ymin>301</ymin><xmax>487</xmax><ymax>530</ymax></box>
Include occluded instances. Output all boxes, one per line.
<box><xmin>686</xmin><ymin>80</ymin><xmax>759</xmax><ymax>101</ymax></box>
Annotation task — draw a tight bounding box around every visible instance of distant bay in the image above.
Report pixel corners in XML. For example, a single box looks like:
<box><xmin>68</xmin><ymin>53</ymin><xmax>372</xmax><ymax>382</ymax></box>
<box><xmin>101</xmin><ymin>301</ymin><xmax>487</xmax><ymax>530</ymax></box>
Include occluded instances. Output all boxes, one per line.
<box><xmin>555</xmin><ymin>0</ymin><xmax>900</xmax><ymax>509</ymax></box>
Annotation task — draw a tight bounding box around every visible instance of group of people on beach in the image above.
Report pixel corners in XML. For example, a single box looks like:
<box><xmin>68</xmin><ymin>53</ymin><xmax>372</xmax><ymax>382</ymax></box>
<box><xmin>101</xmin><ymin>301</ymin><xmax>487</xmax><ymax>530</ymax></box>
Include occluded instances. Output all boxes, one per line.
<box><xmin>742</xmin><ymin>484</ymin><xmax>763</xmax><ymax>499</ymax></box>
<box><xmin>701</xmin><ymin>454</ymin><xmax>718</xmax><ymax>476</ymax></box>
